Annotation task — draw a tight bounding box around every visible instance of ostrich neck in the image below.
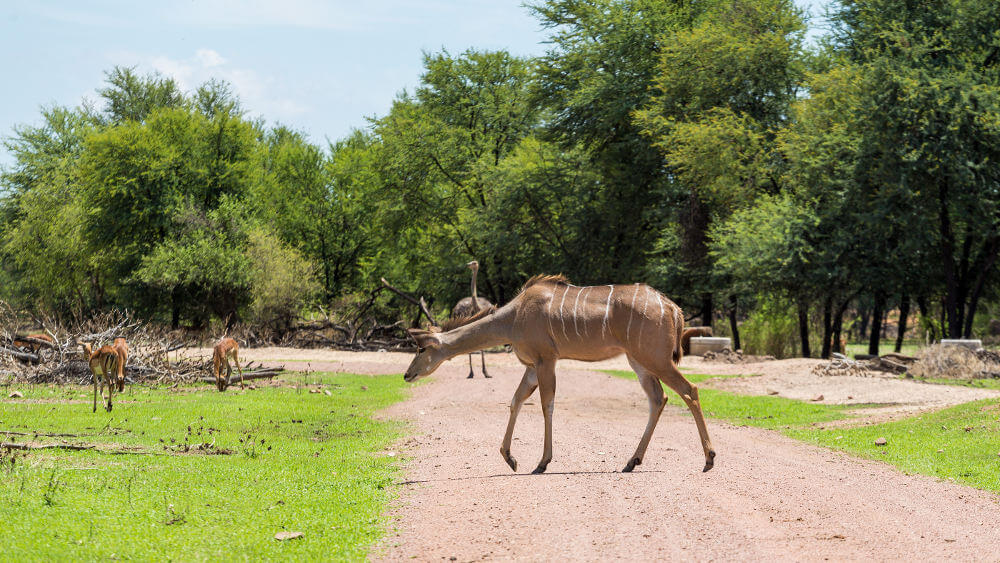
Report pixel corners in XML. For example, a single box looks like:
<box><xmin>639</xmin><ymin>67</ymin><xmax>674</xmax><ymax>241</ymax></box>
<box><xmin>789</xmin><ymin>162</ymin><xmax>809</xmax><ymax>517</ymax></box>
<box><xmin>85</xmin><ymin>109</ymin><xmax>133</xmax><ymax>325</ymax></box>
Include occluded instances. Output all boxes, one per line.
<box><xmin>470</xmin><ymin>268</ymin><xmax>479</xmax><ymax>309</ymax></box>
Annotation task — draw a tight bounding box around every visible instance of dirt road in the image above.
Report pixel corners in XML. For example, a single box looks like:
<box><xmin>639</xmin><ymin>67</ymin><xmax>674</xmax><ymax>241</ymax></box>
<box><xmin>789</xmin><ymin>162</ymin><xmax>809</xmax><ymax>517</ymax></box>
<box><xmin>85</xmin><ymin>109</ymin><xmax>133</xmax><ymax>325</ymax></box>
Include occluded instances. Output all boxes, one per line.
<box><xmin>369</xmin><ymin>356</ymin><xmax>999</xmax><ymax>561</ymax></box>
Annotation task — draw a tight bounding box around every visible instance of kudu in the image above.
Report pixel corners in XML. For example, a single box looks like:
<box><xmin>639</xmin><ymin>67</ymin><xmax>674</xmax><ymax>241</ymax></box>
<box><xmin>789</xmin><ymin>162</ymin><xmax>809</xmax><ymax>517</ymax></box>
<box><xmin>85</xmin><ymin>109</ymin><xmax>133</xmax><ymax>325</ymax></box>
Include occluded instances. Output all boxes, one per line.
<box><xmin>404</xmin><ymin>275</ymin><xmax>715</xmax><ymax>474</ymax></box>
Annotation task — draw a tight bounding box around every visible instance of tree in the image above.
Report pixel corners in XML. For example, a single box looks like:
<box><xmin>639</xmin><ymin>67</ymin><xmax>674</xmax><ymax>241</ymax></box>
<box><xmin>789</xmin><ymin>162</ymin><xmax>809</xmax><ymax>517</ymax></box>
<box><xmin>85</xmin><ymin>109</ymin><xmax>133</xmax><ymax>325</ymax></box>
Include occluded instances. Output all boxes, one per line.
<box><xmin>831</xmin><ymin>0</ymin><xmax>1000</xmax><ymax>339</ymax></box>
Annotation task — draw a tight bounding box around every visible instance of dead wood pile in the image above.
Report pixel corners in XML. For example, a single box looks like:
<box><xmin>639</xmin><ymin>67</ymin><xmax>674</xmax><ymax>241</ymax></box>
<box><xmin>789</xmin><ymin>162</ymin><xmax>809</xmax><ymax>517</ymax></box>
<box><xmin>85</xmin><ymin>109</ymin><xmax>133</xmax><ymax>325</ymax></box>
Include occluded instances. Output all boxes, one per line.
<box><xmin>1</xmin><ymin>305</ymin><xmax>280</xmax><ymax>385</ymax></box>
<box><xmin>814</xmin><ymin>346</ymin><xmax>1000</xmax><ymax>379</ymax></box>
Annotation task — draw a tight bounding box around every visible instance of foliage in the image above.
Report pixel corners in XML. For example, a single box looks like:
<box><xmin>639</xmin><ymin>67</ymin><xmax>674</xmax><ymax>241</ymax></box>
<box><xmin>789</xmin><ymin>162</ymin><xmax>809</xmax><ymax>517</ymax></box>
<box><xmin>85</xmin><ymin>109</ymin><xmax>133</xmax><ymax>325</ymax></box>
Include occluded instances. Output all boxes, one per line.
<box><xmin>0</xmin><ymin>373</ymin><xmax>408</xmax><ymax>560</ymax></box>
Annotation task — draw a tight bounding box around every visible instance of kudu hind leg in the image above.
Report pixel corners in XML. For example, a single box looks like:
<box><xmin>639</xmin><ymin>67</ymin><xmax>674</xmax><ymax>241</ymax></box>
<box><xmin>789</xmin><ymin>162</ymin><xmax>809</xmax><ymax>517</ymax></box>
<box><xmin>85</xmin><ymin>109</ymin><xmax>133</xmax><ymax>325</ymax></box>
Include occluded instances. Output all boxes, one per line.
<box><xmin>623</xmin><ymin>359</ymin><xmax>667</xmax><ymax>472</ymax></box>
<box><xmin>660</xmin><ymin>367</ymin><xmax>716</xmax><ymax>472</ymax></box>
<box><xmin>500</xmin><ymin>367</ymin><xmax>537</xmax><ymax>471</ymax></box>
<box><xmin>532</xmin><ymin>361</ymin><xmax>557</xmax><ymax>474</ymax></box>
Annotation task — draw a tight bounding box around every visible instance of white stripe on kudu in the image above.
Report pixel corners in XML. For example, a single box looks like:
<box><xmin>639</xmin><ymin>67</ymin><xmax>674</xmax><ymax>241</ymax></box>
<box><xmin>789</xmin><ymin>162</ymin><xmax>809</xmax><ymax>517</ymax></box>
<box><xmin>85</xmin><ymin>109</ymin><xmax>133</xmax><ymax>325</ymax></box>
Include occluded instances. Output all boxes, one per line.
<box><xmin>625</xmin><ymin>283</ymin><xmax>639</xmax><ymax>342</ymax></box>
<box><xmin>602</xmin><ymin>285</ymin><xmax>614</xmax><ymax>338</ymax></box>
<box><xmin>572</xmin><ymin>286</ymin><xmax>583</xmax><ymax>337</ymax></box>
<box><xmin>558</xmin><ymin>285</ymin><xmax>570</xmax><ymax>342</ymax></box>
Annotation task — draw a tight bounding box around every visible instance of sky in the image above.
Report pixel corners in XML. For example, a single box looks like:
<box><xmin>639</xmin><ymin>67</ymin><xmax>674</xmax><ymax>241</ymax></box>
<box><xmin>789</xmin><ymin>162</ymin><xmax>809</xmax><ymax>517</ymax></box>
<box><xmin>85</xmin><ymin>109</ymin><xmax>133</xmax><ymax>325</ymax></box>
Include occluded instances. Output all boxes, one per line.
<box><xmin>0</xmin><ymin>1</ymin><xmax>832</xmax><ymax>169</ymax></box>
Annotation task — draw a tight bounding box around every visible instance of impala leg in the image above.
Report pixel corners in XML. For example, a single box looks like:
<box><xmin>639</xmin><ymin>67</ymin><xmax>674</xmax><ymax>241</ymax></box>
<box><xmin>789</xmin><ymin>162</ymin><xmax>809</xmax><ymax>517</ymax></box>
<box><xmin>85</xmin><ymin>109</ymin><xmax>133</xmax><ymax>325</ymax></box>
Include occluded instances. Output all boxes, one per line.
<box><xmin>93</xmin><ymin>371</ymin><xmax>98</xmax><ymax>413</ymax></box>
<box><xmin>532</xmin><ymin>360</ymin><xmax>557</xmax><ymax>474</ymax></box>
<box><xmin>623</xmin><ymin>361</ymin><xmax>666</xmax><ymax>472</ymax></box>
<box><xmin>660</xmin><ymin>366</ymin><xmax>716</xmax><ymax>472</ymax></box>
<box><xmin>500</xmin><ymin>367</ymin><xmax>537</xmax><ymax>472</ymax></box>
<box><xmin>481</xmin><ymin>351</ymin><xmax>491</xmax><ymax>378</ymax></box>
<box><xmin>105</xmin><ymin>373</ymin><xmax>113</xmax><ymax>412</ymax></box>
<box><xmin>234</xmin><ymin>351</ymin><xmax>244</xmax><ymax>389</ymax></box>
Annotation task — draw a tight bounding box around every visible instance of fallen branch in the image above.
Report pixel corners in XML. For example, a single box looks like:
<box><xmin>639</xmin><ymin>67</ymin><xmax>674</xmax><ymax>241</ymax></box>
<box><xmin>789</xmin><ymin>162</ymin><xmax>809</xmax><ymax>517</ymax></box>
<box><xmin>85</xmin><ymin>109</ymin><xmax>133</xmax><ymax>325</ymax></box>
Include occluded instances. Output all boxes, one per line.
<box><xmin>197</xmin><ymin>371</ymin><xmax>283</xmax><ymax>385</ymax></box>
<box><xmin>1</xmin><ymin>442</ymin><xmax>94</xmax><ymax>451</ymax></box>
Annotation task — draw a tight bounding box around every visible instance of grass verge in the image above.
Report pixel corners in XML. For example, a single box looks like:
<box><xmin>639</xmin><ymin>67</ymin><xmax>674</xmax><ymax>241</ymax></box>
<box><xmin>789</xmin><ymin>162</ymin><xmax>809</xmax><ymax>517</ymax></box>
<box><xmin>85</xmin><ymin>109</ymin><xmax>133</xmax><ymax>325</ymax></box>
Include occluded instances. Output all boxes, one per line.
<box><xmin>0</xmin><ymin>372</ymin><xmax>407</xmax><ymax>561</ymax></box>
<box><xmin>603</xmin><ymin>370</ymin><xmax>848</xmax><ymax>431</ymax></box>
<box><xmin>606</xmin><ymin>370</ymin><xmax>1000</xmax><ymax>493</ymax></box>
<box><xmin>788</xmin><ymin>399</ymin><xmax>1000</xmax><ymax>492</ymax></box>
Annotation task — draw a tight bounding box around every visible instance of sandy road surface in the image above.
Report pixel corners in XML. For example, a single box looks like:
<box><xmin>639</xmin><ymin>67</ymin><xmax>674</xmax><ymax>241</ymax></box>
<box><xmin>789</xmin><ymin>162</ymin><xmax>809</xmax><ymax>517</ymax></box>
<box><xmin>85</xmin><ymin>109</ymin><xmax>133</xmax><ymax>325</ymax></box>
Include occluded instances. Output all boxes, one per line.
<box><xmin>188</xmin><ymin>347</ymin><xmax>1000</xmax><ymax>559</ymax></box>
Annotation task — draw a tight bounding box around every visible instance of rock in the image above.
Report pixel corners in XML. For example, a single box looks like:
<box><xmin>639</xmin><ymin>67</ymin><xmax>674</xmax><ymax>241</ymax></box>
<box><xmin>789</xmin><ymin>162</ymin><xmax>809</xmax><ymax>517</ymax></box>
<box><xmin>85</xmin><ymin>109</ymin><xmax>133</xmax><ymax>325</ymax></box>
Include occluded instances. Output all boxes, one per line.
<box><xmin>323</xmin><ymin>389</ymin><xmax>332</xmax><ymax>396</ymax></box>
<box><xmin>847</xmin><ymin>395</ymin><xmax>853</xmax><ymax>400</ymax></box>
<box><xmin>937</xmin><ymin>449</ymin><xmax>944</xmax><ymax>453</ymax></box>
<box><xmin>875</xmin><ymin>437</ymin><xmax>888</xmax><ymax>446</ymax></box>
<box><xmin>767</xmin><ymin>389</ymin><xmax>779</xmax><ymax>395</ymax></box>
<box><xmin>360</xmin><ymin>385</ymin><xmax>368</xmax><ymax>391</ymax></box>
<box><xmin>811</xmin><ymin>394</ymin><xmax>824</xmax><ymax>402</ymax></box>
<box><xmin>8</xmin><ymin>390</ymin><xmax>24</xmax><ymax>398</ymax></box>
<box><xmin>275</xmin><ymin>531</ymin><xmax>304</xmax><ymax>541</ymax></box>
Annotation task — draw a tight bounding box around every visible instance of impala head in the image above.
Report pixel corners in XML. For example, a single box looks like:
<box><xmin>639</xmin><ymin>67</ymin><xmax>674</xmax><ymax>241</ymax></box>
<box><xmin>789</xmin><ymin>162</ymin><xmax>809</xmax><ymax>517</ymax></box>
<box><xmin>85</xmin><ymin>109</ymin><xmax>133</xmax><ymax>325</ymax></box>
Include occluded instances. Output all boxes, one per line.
<box><xmin>404</xmin><ymin>329</ymin><xmax>446</xmax><ymax>382</ymax></box>
<box><xmin>81</xmin><ymin>342</ymin><xmax>93</xmax><ymax>359</ymax></box>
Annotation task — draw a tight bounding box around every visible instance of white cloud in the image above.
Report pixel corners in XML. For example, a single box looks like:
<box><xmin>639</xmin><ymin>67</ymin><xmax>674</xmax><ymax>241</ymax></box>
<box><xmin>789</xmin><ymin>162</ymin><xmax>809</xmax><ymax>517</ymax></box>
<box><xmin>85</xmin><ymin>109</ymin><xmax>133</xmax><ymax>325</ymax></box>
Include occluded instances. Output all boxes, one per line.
<box><xmin>195</xmin><ymin>49</ymin><xmax>227</xmax><ymax>68</ymax></box>
<box><xmin>132</xmin><ymin>49</ymin><xmax>310</xmax><ymax>121</ymax></box>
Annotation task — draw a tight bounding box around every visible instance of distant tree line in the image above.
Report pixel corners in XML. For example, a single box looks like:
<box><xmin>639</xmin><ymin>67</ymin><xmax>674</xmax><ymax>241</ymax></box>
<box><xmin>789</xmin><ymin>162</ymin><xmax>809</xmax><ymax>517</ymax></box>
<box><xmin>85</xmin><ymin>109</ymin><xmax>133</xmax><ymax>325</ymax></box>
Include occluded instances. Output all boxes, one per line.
<box><xmin>2</xmin><ymin>0</ymin><xmax>999</xmax><ymax>355</ymax></box>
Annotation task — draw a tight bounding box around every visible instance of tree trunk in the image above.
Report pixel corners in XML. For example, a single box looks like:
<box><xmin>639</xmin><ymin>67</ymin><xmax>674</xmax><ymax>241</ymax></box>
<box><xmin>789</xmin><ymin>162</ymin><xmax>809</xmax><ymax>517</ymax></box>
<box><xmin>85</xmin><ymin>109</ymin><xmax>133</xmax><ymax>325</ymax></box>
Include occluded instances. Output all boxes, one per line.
<box><xmin>701</xmin><ymin>293</ymin><xmax>713</xmax><ymax>331</ymax></box>
<box><xmin>916</xmin><ymin>295</ymin><xmax>935</xmax><ymax>342</ymax></box>
<box><xmin>868</xmin><ymin>292</ymin><xmax>884</xmax><ymax>355</ymax></box>
<box><xmin>895</xmin><ymin>294</ymin><xmax>910</xmax><ymax>353</ymax></box>
<box><xmin>832</xmin><ymin>297</ymin><xmax>850</xmax><ymax>354</ymax></box>
<box><xmin>797</xmin><ymin>300</ymin><xmax>810</xmax><ymax>358</ymax></box>
<box><xmin>727</xmin><ymin>296</ymin><xmax>741</xmax><ymax>351</ymax></box>
<box><xmin>857</xmin><ymin>306</ymin><xmax>870</xmax><ymax>344</ymax></box>
<box><xmin>820</xmin><ymin>295</ymin><xmax>833</xmax><ymax>359</ymax></box>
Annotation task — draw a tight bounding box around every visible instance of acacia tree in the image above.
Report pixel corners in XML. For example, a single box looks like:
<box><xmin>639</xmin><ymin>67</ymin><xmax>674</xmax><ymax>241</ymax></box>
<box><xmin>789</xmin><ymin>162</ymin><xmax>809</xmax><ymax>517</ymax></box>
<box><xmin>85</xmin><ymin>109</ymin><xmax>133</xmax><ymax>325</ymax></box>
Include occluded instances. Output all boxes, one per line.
<box><xmin>832</xmin><ymin>0</ymin><xmax>1000</xmax><ymax>339</ymax></box>
<box><xmin>370</xmin><ymin>49</ymin><xmax>540</xmax><ymax>305</ymax></box>
<box><xmin>634</xmin><ymin>0</ymin><xmax>806</xmax><ymax>336</ymax></box>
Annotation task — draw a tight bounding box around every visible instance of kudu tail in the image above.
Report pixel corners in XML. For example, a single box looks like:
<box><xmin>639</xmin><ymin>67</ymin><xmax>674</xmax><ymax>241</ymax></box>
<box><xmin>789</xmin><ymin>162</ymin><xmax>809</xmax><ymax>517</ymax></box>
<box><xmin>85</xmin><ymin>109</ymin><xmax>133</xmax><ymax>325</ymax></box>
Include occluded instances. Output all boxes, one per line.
<box><xmin>673</xmin><ymin>309</ymin><xmax>684</xmax><ymax>364</ymax></box>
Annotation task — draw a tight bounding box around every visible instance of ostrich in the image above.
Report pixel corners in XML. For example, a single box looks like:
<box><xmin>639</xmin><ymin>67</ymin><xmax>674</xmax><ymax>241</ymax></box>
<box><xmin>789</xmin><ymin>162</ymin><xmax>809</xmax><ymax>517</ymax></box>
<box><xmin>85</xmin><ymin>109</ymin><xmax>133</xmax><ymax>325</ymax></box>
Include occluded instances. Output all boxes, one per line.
<box><xmin>452</xmin><ymin>260</ymin><xmax>493</xmax><ymax>378</ymax></box>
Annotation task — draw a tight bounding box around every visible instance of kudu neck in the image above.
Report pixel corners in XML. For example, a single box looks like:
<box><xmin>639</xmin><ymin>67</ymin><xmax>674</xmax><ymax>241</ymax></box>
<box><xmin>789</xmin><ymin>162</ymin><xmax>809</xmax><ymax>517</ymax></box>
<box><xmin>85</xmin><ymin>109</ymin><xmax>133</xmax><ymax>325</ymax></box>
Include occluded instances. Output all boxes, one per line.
<box><xmin>438</xmin><ymin>309</ymin><xmax>510</xmax><ymax>358</ymax></box>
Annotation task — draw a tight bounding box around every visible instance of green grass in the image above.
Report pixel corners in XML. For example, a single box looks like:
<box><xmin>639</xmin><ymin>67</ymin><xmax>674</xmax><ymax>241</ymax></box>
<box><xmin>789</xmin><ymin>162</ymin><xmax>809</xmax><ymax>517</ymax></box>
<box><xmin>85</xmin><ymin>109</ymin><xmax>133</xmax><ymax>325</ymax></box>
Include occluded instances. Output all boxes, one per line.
<box><xmin>0</xmin><ymin>373</ymin><xmax>408</xmax><ymax>561</ymax></box>
<box><xmin>607</xmin><ymin>370</ymin><xmax>1000</xmax><ymax>493</ymax></box>
<box><xmin>910</xmin><ymin>376</ymin><xmax>1000</xmax><ymax>390</ymax></box>
<box><xmin>844</xmin><ymin>340</ymin><xmax>923</xmax><ymax>358</ymax></box>
<box><xmin>788</xmin><ymin>400</ymin><xmax>1000</xmax><ymax>492</ymax></box>
<box><xmin>603</xmin><ymin>370</ymin><xmax>848</xmax><ymax>430</ymax></box>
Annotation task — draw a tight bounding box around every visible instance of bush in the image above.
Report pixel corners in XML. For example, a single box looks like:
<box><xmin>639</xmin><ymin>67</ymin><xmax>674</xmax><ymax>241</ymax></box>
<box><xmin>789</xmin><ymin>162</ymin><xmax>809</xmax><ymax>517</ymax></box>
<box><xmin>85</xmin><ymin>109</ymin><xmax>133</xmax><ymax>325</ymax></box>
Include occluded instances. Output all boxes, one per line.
<box><xmin>740</xmin><ymin>297</ymin><xmax>798</xmax><ymax>358</ymax></box>
<box><xmin>245</xmin><ymin>229</ymin><xmax>320</xmax><ymax>336</ymax></box>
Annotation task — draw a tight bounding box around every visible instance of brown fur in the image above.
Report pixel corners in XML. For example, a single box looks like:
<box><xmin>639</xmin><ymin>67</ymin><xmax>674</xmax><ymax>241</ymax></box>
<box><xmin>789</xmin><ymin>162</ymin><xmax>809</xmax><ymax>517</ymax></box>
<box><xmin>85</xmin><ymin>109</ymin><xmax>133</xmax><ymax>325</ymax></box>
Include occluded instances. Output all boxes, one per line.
<box><xmin>520</xmin><ymin>273</ymin><xmax>570</xmax><ymax>292</ymax></box>
<box><xmin>681</xmin><ymin>327</ymin><xmax>713</xmax><ymax>355</ymax></box>
<box><xmin>13</xmin><ymin>333</ymin><xmax>54</xmax><ymax>353</ymax></box>
<box><xmin>212</xmin><ymin>337</ymin><xmax>243</xmax><ymax>392</ymax></box>
<box><xmin>83</xmin><ymin>343</ymin><xmax>119</xmax><ymax>413</ymax></box>
<box><xmin>112</xmin><ymin>337</ymin><xmax>129</xmax><ymax>392</ymax></box>
<box><xmin>439</xmin><ymin>304</ymin><xmax>497</xmax><ymax>332</ymax></box>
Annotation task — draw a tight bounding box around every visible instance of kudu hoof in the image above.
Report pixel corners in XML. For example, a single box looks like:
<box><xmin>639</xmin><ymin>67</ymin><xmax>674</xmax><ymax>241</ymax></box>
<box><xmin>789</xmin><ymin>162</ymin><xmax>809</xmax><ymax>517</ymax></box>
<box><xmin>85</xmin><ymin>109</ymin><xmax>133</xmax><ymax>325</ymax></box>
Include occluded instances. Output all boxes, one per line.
<box><xmin>531</xmin><ymin>463</ymin><xmax>548</xmax><ymax>474</ymax></box>
<box><xmin>466</xmin><ymin>373</ymin><xmax>474</xmax><ymax>379</ymax></box>
<box><xmin>503</xmin><ymin>455</ymin><xmax>517</xmax><ymax>472</ymax></box>
<box><xmin>484</xmin><ymin>373</ymin><xmax>492</xmax><ymax>378</ymax></box>
<box><xmin>622</xmin><ymin>457</ymin><xmax>642</xmax><ymax>473</ymax></box>
<box><xmin>703</xmin><ymin>450</ymin><xmax>716</xmax><ymax>472</ymax></box>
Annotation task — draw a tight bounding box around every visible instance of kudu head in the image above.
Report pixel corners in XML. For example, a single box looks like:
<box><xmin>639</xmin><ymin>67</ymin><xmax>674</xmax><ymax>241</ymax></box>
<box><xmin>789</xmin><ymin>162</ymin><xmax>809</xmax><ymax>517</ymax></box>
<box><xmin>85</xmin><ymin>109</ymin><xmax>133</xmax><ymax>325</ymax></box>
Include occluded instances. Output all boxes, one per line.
<box><xmin>404</xmin><ymin>328</ymin><xmax>447</xmax><ymax>382</ymax></box>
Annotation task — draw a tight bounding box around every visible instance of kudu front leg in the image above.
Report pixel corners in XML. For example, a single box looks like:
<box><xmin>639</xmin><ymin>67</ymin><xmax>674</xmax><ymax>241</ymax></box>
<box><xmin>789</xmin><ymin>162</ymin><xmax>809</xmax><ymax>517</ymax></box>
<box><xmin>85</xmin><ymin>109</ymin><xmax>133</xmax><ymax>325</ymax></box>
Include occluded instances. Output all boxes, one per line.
<box><xmin>532</xmin><ymin>361</ymin><xmax>556</xmax><ymax>474</ymax></box>
<box><xmin>500</xmin><ymin>367</ymin><xmax>537</xmax><ymax>471</ymax></box>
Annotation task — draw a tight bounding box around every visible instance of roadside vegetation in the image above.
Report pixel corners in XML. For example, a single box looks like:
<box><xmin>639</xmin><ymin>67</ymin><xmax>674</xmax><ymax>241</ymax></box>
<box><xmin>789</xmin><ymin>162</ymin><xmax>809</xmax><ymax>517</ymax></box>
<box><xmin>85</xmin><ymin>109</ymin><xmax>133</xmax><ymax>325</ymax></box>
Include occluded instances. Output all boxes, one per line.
<box><xmin>0</xmin><ymin>373</ymin><xmax>407</xmax><ymax>561</ymax></box>
<box><xmin>608</xmin><ymin>370</ymin><xmax>1000</xmax><ymax>494</ymax></box>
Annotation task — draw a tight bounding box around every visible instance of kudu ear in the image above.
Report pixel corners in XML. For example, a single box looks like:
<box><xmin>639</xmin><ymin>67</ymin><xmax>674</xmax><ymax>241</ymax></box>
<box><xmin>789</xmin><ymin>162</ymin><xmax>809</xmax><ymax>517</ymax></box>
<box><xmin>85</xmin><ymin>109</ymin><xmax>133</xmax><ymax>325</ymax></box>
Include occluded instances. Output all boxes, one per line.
<box><xmin>407</xmin><ymin>329</ymin><xmax>440</xmax><ymax>349</ymax></box>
